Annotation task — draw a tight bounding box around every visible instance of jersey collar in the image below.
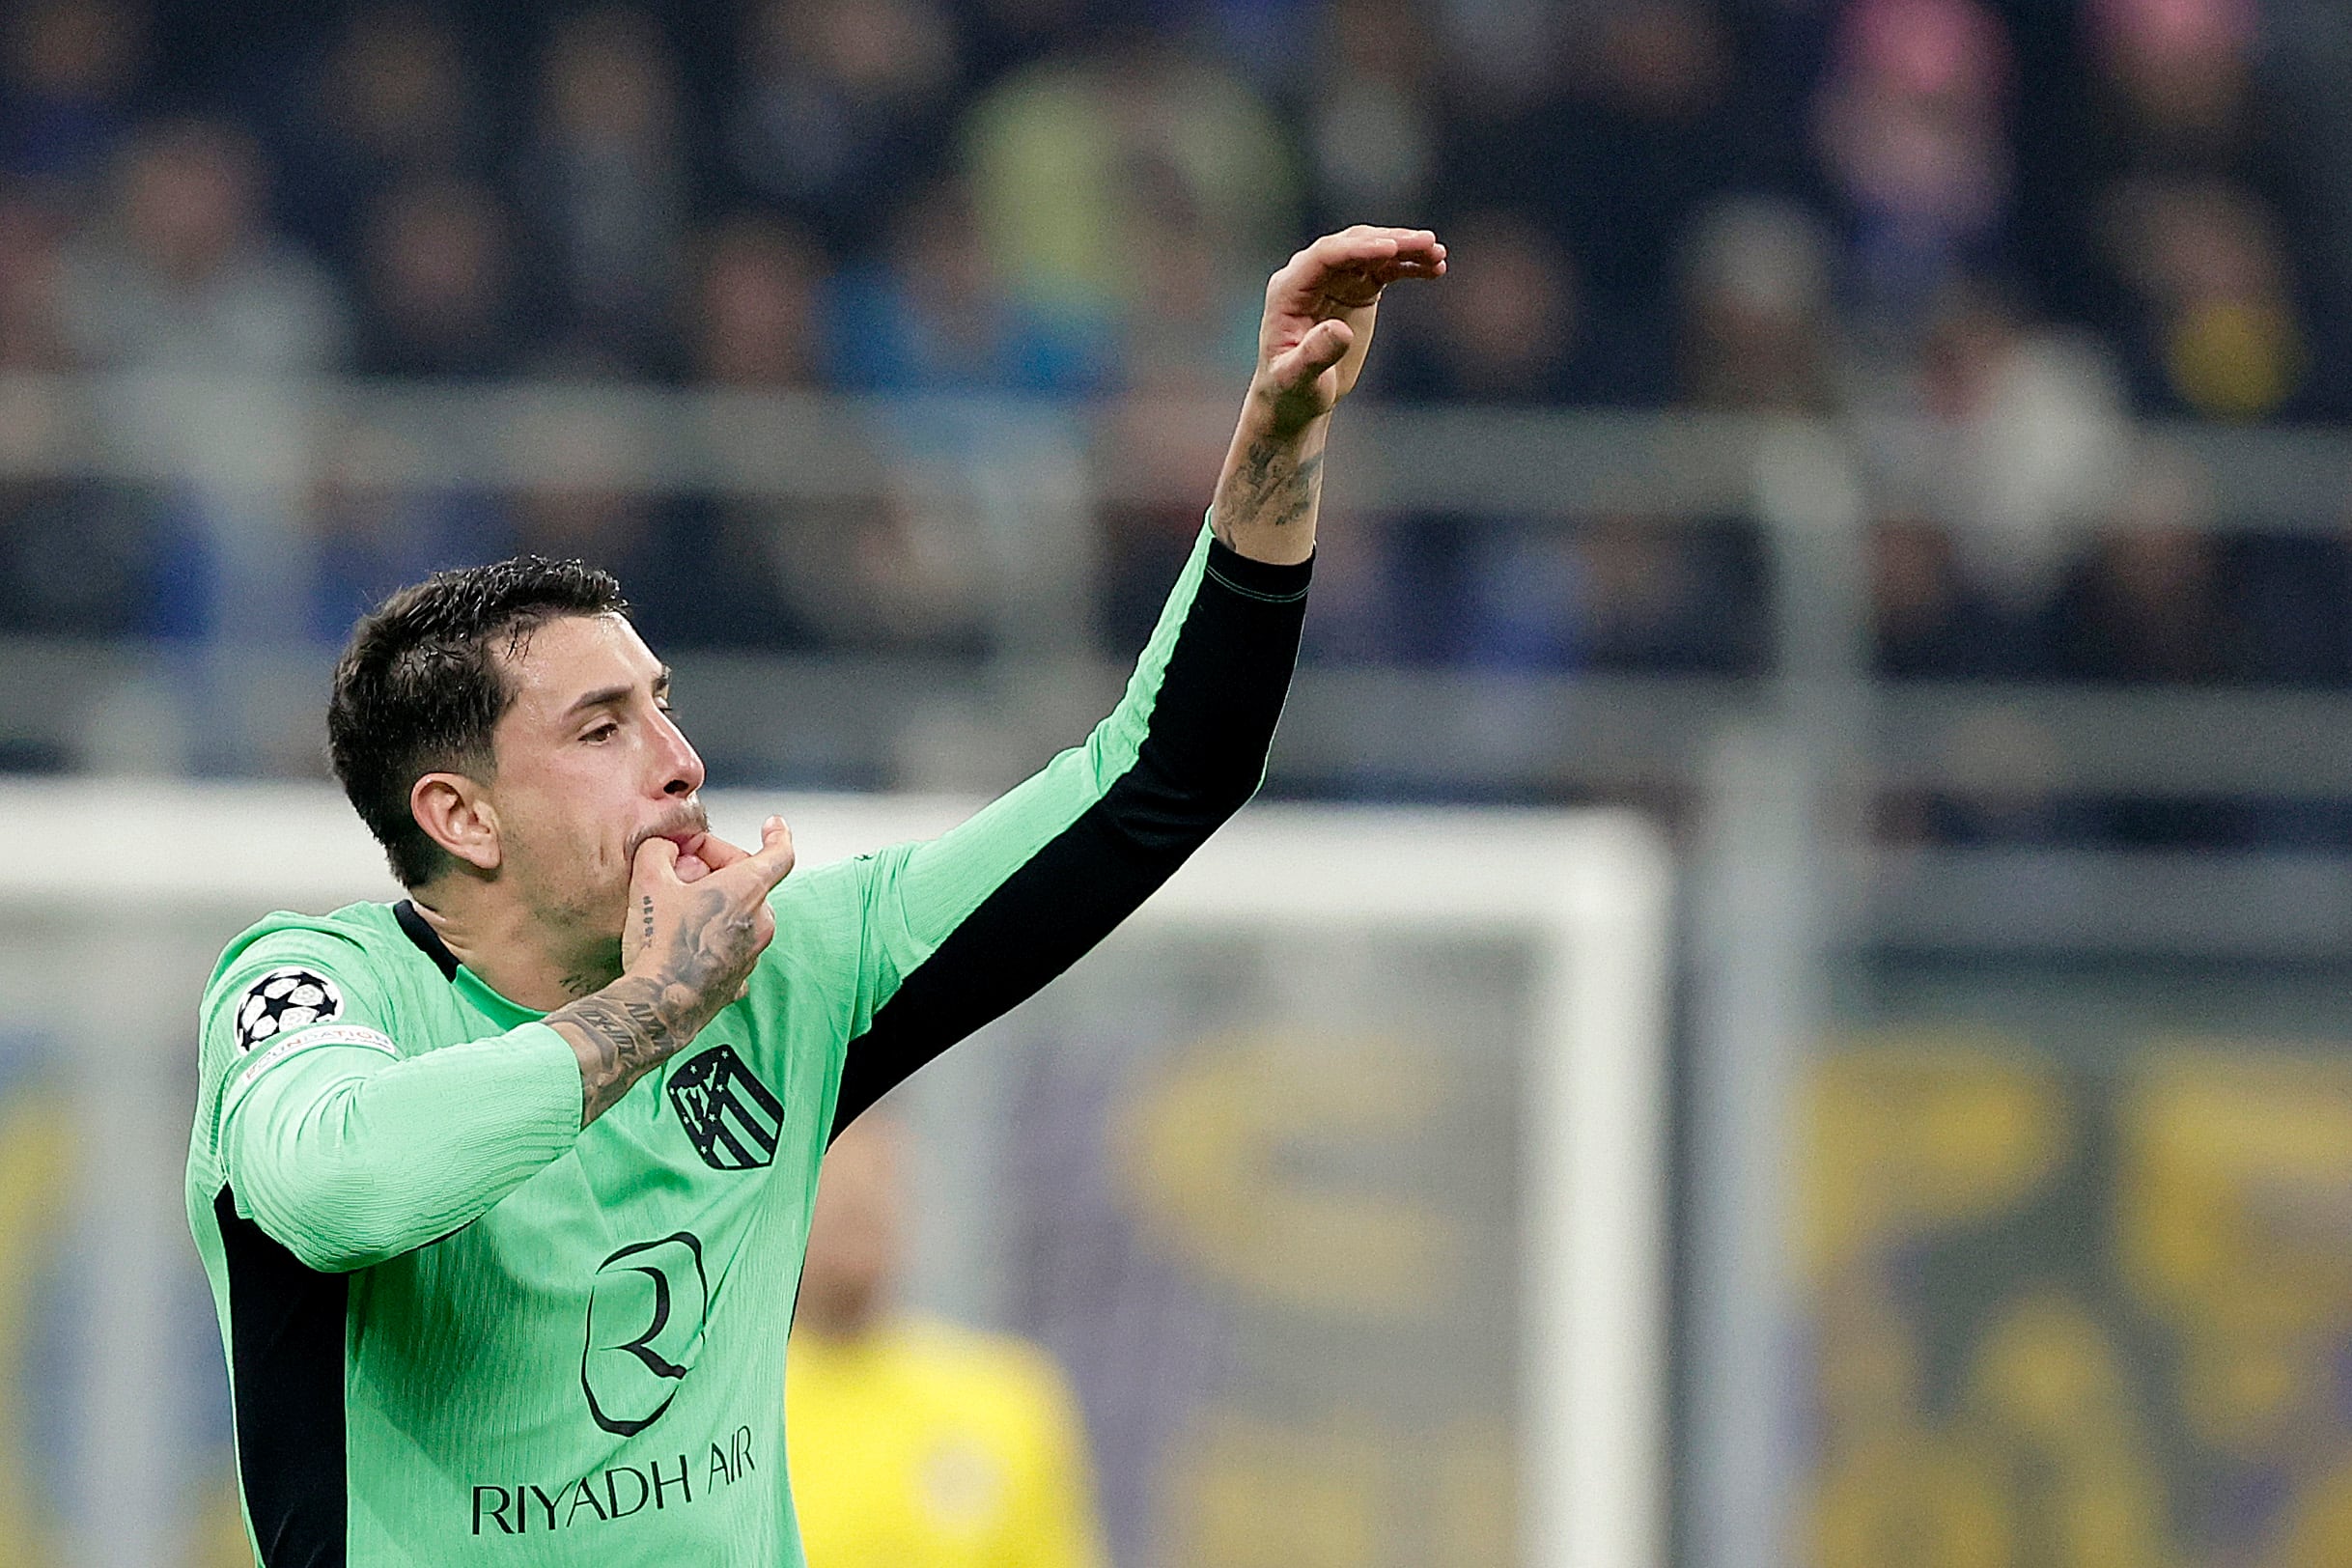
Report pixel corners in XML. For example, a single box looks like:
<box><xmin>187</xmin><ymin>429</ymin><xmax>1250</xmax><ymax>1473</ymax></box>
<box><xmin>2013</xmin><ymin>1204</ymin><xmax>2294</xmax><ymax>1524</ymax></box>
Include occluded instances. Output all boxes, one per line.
<box><xmin>454</xmin><ymin>966</ymin><xmax>546</xmax><ymax>1027</ymax></box>
<box><xmin>393</xmin><ymin>899</ymin><xmax>548</xmax><ymax>1026</ymax></box>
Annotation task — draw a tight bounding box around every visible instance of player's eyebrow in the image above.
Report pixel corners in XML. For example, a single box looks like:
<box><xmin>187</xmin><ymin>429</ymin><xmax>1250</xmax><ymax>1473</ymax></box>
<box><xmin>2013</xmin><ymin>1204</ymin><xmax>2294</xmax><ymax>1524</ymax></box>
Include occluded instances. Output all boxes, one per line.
<box><xmin>562</xmin><ymin>668</ymin><xmax>671</xmax><ymax>717</ymax></box>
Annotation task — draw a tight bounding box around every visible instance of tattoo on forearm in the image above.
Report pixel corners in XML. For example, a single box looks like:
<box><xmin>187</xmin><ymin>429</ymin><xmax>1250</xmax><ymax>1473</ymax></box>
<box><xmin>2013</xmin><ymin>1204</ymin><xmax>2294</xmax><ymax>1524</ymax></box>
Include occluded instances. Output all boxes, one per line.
<box><xmin>550</xmin><ymin>885</ymin><xmax>762</xmax><ymax>1125</ymax></box>
<box><xmin>552</xmin><ymin>976</ymin><xmax>688</xmax><ymax>1124</ymax></box>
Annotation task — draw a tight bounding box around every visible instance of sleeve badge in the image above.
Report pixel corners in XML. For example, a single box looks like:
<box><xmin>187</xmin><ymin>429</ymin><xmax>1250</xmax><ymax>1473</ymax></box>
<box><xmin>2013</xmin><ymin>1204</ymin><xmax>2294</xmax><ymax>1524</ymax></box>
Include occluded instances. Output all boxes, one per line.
<box><xmin>232</xmin><ymin>967</ymin><xmax>346</xmax><ymax>1053</ymax></box>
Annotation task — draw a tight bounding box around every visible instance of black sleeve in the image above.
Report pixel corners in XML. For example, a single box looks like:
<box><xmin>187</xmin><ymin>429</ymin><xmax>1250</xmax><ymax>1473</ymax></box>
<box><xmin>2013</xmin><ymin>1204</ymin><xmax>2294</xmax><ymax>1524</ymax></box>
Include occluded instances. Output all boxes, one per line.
<box><xmin>830</xmin><ymin>537</ymin><xmax>1312</xmax><ymax>1140</ymax></box>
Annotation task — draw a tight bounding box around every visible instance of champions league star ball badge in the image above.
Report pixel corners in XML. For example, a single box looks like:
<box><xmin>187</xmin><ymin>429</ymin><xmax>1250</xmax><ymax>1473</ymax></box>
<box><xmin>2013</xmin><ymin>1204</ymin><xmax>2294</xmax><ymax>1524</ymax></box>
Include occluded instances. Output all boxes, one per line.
<box><xmin>233</xmin><ymin>967</ymin><xmax>345</xmax><ymax>1052</ymax></box>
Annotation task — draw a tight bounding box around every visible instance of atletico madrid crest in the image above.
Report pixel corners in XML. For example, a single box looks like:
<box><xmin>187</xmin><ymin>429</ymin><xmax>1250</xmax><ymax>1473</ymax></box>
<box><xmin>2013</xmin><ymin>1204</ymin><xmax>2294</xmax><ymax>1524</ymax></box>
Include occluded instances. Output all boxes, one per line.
<box><xmin>666</xmin><ymin>1045</ymin><xmax>784</xmax><ymax>1170</ymax></box>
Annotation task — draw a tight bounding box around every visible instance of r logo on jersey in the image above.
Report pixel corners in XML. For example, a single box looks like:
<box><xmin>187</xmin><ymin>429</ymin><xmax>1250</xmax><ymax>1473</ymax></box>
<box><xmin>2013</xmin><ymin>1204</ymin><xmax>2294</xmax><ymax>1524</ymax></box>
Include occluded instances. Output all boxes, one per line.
<box><xmin>233</xmin><ymin>968</ymin><xmax>344</xmax><ymax>1052</ymax></box>
<box><xmin>582</xmin><ymin>1232</ymin><xmax>708</xmax><ymax>1436</ymax></box>
<box><xmin>667</xmin><ymin>1045</ymin><xmax>784</xmax><ymax>1171</ymax></box>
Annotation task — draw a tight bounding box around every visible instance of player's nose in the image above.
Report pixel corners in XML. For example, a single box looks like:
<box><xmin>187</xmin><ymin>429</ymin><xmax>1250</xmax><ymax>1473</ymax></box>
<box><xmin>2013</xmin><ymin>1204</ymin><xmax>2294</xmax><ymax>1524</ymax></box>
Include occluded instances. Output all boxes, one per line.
<box><xmin>654</xmin><ymin>710</ymin><xmax>705</xmax><ymax>798</ymax></box>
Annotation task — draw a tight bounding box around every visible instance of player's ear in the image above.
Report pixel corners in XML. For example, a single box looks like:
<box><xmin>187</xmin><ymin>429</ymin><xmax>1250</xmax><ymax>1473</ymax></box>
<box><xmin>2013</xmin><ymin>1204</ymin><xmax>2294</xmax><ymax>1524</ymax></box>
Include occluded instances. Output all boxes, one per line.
<box><xmin>411</xmin><ymin>772</ymin><xmax>503</xmax><ymax>874</ymax></box>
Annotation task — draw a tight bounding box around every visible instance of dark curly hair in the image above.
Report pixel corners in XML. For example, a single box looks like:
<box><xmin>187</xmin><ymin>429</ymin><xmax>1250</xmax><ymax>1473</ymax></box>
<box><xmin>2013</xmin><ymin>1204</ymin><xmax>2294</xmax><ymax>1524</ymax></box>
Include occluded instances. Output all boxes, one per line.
<box><xmin>328</xmin><ymin>557</ymin><xmax>629</xmax><ymax>886</ymax></box>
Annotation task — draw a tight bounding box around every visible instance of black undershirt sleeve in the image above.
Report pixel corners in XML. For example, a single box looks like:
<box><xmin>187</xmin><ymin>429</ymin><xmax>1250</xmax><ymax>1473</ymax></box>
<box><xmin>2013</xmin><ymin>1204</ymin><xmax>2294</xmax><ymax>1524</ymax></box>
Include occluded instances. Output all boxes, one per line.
<box><xmin>829</xmin><ymin>539</ymin><xmax>1312</xmax><ymax>1140</ymax></box>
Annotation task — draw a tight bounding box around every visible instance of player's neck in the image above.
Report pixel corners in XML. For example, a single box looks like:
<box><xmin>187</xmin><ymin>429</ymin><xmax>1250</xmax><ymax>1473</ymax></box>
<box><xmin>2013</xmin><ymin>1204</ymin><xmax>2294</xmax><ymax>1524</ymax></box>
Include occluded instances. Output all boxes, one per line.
<box><xmin>406</xmin><ymin>883</ymin><xmax>621</xmax><ymax>1013</ymax></box>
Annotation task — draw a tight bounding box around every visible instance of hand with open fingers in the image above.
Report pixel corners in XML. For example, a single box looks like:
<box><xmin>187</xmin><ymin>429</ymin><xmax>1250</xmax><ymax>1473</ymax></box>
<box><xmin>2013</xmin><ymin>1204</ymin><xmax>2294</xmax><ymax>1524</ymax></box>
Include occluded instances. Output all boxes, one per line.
<box><xmin>621</xmin><ymin>815</ymin><xmax>796</xmax><ymax>1025</ymax></box>
<box><xmin>1253</xmin><ymin>225</ymin><xmax>1446</xmax><ymax>434</ymax></box>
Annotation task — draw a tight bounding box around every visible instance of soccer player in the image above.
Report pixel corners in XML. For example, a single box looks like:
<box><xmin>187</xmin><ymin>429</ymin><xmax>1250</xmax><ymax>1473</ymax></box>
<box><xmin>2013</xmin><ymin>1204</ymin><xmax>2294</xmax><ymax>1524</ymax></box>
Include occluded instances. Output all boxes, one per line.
<box><xmin>185</xmin><ymin>224</ymin><xmax>1443</xmax><ymax>1566</ymax></box>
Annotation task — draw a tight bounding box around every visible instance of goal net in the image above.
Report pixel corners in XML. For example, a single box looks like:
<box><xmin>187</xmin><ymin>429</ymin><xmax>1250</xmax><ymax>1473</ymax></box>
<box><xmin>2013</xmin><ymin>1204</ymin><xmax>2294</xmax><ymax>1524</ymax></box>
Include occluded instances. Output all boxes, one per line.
<box><xmin>0</xmin><ymin>782</ymin><xmax>1670</xmax><ymax>1568</ymax></box>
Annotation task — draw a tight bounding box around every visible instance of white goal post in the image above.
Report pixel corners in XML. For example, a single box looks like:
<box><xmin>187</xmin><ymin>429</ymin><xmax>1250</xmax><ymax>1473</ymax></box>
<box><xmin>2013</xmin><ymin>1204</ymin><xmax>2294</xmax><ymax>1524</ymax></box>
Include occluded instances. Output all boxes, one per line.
<box><xmin>0</xmin><ymin>781</ymin><xmax>1670</xmax><ymax>1568</ymax></box>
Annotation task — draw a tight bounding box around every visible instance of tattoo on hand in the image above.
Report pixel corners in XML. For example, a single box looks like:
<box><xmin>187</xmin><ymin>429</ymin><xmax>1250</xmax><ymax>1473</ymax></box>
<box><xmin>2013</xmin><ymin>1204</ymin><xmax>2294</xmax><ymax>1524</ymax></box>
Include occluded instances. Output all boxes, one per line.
<box><xmin>550</xmin><ymin>885</ymin><xmax>766</xmax><ymax>1124</ymax></box>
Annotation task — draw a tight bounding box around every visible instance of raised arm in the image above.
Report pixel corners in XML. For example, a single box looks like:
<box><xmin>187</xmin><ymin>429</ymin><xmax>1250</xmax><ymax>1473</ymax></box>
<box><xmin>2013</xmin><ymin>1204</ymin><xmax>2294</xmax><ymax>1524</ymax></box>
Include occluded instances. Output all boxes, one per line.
<box><xmin>1211</xmin><ymin>225</ymin><xmax>1446</xmax><ymax>566</ymax></box>
<box><xmin>821</xmin><ymin>226</ymin><xmax>1444</xmax><ymax>1138</ymax></box>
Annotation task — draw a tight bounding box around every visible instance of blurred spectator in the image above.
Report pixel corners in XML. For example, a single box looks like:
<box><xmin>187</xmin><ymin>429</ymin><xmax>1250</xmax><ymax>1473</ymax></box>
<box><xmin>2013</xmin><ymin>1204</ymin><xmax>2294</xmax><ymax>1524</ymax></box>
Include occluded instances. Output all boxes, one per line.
<box><xmin>2096</xmin><ymin>176</ymin><xmax>2310</xmax><ymax>421</ymax></box>
<box><xmin>302</xmin><ymin>421</ymin><xmax>512</xmax><ymax>643</ymax></box>
<box><xmin>0</xmin><ymin>479</ymin><xmax>161</xmax><ymax>637</ymax></box>
<box><xmin>2265</xmin><ymin>0</ymin><xmax>2352</xmax><ymax>411</ymax></box>
<box><xmin>46</xmin><ymin>119</ymin><xmax>348</xmax><ymax>699</ymax></box>
<box><xmin>500</xmin><ymin>402</ymin><xmax>691</xmax><ymax>641</ymax></box>
<box><xmin>1302</xmin><ymin>0</ymin><xmax>1438</xmax><ymax>228</ymax></box>
<box><xmin>1812</xmin><ymin>0</ymin><xmax>2014</xmax><ymax>346</ymax></box>
<box><xmin>1113</xmin><ymin>154</ymin><xmax>1260</xmax><ymax>395</ymax></box>
<box><xmin>353</xmin><ymin>176</ymin><xmax>518</xmax><ymax>378</ymax></box>
<box><xmin>1456</xmin><ymin>512</ymin><xmax>1763</xmax><ymax>672</ymax></box>
<box><xmin>1868</xmin><ymin>514</ymin><xmax>2042</xmax><ymax>679</ymax></box>
<box><xmin>0</xmin><ymin>0</ymin><xmax>146</xmax><ymax>203</ymax></box>
<box><xmin>826</xmin><ymin>177</ymin><xmax>1106</xmax><ymax>394</ymax></box>
<box><xmin>2085</xmin><ymin>0</ymin><xmax>2259</xmax><ymax>176</ymax></box>
<box><xmin>1451</xmin><ymin>518</ymin><xmax>1591</xmax><ymax>671</ymax></box>
<box><xmin>1288</xmin><ymin>509</ymin><xmax>1414</xmax><ymax>667</ymax></box>
<box><xmin>0</xmin><ymin>189</ymin><xmax>152</xmax><ymax>641</ymax></box>
<box><xmin>0</xmin><ymin>191</ymin><xmax>73</xmax><ymax>367</ymax></box>
<box><xmin>682</xmin><ymin>214</ymin><xmax>994</xmax><ymax>658</ymax></box>
<box><xmin>724</xmin><ymin>0</ymin><xmax>959</xmax><ymax>256</ymax></box>
<box><xmin>271</xmin><ymin>6</ymin><xmax>481</xmax><ymax>272</ymax></box>
<box><xmin>691</xmin><ymin>214</ymin><xmax>824</xmax><ymax>389</ymax></box>
<box><xmin>962</xmin><ymin>29</ymin><xmax>1298</xmax><ymax>341</ymax></box>
<box><xmin>59</xmin><ymin>118</ymin><xmax>347</xmax><ymax>372</ymax></box>
<box><xmin>686</xmin><ymin>214</ymin><xmax>898</xmax><ymax>654</ymax></box>
<box><xmin>1195</xmin><ymin>0</ymin><xmax>1323</xmax><ymax>92</ymax></box>
<box><xmin>1384</xmin><ymin>209</ymin><xmax>1666</xmax><ymax>404</ymax></box>
<box><xmin>2049</xmin><ymin>448</ymin><xmax>2266</xmax><ymax>845</ymax></box>
<box><xmin>2054</xmin><ymin>450</ymin><xmax>2236</xmax><ymax>684</ymax></box>
<box><xmin>1678</xmin><ymin>193</ymin><xmax>1841</xmax><ymax>412</ymax></box>
<box><xmin>788</xmin><ymin>1113</ymin><xmax>1108</xmax><ymax>1568</ymax></box>
<box><xmin>1911</xmin><ymin>283</ymin><xmax>2129</xmax><ymax>612</ymax></box>
<box><xmin>1098</xmin><ymin>382</ymin><xmax>1244</xmax><ymax>653</ymax></box>
<box><xmin>959</xmin><ymin>0</ymin><xmax>1090</xmax><ymax>80</ymax></box>
<box><xmin>521</xmin><ymin>7</ymin><xmax>686</xmax><ymax>372</ymax></box>
<box><xmin>1429</xmin><ymin>0</ymin><xmax>1568</xmax><ymax>115</ymax></box>
<box><xmin>1566</xmin><ymin>0</ymin><xmax>1741</xmax><ymax>319</ymax></box>
<box><xmin>1434</xmin><ymin>0</ymin><xmax>1742</xmax><ymax>341</ymax></box>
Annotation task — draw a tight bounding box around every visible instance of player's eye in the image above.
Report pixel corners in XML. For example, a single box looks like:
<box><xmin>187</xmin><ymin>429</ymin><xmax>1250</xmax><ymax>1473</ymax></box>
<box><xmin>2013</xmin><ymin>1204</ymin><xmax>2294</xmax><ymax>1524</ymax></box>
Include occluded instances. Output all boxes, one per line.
<box><xmin>583</xmin><ymin>720</ymin><xmax>619</xmax><ymax>743</ymax></box>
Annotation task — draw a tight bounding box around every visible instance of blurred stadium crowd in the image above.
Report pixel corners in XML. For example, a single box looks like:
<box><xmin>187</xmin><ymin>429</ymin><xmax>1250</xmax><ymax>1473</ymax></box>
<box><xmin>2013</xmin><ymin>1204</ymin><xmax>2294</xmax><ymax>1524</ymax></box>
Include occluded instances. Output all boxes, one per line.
<box><xmin>7</xmin><ymin>0</ymin><xmax>2352</xmax><ymax>838</ymax></box>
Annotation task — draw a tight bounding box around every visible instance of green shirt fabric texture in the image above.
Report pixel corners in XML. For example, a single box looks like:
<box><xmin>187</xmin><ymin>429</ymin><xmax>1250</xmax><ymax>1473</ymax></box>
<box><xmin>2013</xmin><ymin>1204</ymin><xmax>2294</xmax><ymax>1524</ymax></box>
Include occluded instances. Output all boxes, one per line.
<box><xmin>184</xmin><ymin>527</ymin><xmax>1312</xmax><ymax>1567</ymax></box>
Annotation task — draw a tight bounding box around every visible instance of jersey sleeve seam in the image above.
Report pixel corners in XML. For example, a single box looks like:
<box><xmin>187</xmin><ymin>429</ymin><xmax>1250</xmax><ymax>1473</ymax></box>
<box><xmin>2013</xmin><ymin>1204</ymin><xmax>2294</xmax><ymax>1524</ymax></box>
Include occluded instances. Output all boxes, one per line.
<box><xmin>1202</xmin><ymin>557</ymin><xmax>1312</xmax><ymax>604</ymax></box>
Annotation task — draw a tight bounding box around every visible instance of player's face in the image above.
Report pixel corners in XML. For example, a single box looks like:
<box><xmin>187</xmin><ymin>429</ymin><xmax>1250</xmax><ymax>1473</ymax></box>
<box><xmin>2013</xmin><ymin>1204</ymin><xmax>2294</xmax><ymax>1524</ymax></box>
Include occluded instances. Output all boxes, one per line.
<box><xmin>486</xmin><ymin>613</ymin><xmax>708</xmax><ymax>939</ymax></box>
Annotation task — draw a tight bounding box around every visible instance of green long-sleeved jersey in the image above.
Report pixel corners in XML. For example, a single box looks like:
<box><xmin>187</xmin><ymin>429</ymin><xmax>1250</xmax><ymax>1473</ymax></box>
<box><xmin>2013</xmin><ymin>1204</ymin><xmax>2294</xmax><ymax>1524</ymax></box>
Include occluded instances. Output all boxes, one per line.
<box><xmin>184</xmin><ymin>528</ymin><xmax>1310</xmax><ymax>1567</ymax></box>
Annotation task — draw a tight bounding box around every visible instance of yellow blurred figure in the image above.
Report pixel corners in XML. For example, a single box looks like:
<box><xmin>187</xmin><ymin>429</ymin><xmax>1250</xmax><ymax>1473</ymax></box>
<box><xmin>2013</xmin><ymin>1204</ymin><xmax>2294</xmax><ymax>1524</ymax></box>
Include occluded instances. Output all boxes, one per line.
<box><xmin>788</xmin><ymin>1114</ymin><xmax>1107</xmax><ymax>1568</ymax></box>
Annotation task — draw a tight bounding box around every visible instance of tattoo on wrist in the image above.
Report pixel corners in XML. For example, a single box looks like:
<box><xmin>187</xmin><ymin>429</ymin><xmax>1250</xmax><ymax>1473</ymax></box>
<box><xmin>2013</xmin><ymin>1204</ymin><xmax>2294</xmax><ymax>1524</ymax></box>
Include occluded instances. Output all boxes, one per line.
<box><xmin>1218</xmin><ymin>435</ymin><xmax>1324</xmax><ymax>539</ymax></box>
